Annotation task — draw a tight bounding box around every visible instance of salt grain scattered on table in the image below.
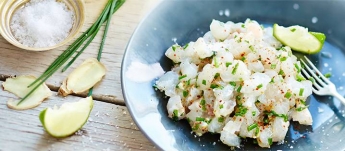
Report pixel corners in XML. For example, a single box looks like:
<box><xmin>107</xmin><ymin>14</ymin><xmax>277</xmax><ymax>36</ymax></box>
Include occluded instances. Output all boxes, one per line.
<box><xmin>10</xmin><ymin>0</ymin><xmax>74</xmax><ymax>48</ymax></box>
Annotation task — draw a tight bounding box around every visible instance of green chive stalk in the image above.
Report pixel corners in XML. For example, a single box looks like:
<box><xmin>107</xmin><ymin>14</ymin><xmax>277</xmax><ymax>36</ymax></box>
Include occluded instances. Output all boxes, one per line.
<box><xmin>17</xmin><ymin>0</ymin><xmax>125</xmax><ymax>105</ymax></box>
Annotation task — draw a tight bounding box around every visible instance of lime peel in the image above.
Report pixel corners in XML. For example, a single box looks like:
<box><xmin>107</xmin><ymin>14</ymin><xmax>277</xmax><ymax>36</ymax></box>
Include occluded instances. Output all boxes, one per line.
<box><xmin>39</xmin><ymin>96</ymin><xmax>94</xmax><ymax>138</ymax></box>
<box><xmin>273</xmin><ymin>24</ymin><xmax>326</xmax><ymax>54</ymax></box>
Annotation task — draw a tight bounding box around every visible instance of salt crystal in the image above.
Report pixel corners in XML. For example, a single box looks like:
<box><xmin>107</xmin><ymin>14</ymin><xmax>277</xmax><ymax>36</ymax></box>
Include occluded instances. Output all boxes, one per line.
<box><xmin>224</xmin><ymin>9</ymin><xmax>230</xmax><ymax>17</ymax></box>
<box><xmin>318</xmin><ymin>107</ymin><xmax>324</xmax><ymax>113</ymax></box>
<box><xmin>293</xmin><ymin>3</ymin><xmax>299</xmax><ymax>10</ymax></box>
<box><xmin>10</xmin><ymin>0</ymin><xmax>74</xmax><ymax>48</ymax></box>
<box><xmin>312</xmin><ymin>17</ymin><xmax>318</xmax><ymax>23</ymax></box>
<box><xmin>219</xmin><ymin>10</ymin><xmax>224</xmax><ymax>16</ymax></box>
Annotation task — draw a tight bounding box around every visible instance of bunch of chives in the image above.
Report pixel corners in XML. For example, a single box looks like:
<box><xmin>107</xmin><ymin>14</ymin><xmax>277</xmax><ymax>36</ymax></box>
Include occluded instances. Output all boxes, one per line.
<box><xmin>17</xmin><ymin>0</ymin><xmax>125</xmax><ymax>105</ymax></box>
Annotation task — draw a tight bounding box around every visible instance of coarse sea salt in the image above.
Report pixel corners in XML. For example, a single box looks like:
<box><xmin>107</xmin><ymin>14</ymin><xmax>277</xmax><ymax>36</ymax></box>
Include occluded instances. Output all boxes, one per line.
<box><xmin>10</xmin><ymin>0</ymin><xmax>74</xmax><ymax>48</ymax></box>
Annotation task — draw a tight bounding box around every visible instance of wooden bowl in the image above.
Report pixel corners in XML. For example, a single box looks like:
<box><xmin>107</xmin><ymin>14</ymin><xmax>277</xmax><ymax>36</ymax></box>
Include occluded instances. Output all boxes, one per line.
<box><xmin>0</xmin><ymin>0</ymin><xmax>85</xmax><ymax>51</ymax></box>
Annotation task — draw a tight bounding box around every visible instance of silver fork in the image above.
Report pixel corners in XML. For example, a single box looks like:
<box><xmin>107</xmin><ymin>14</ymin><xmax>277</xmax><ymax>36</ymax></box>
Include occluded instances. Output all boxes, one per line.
<box><xmin>300</xmin><ymin>56</ymin><xmax>345</xmax><ymax>105</ymax></box>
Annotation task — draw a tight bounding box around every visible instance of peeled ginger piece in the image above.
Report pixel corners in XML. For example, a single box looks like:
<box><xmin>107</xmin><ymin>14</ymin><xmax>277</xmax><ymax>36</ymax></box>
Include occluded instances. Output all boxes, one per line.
<box><xmin>59</xmin><ymin>58</ymin><xmax>106</xmax><ymax>96</ymax></box>
<box><xmin>2</xmin><ymin>75</ymin><xmax>52</xmax><ymax>110</ymax></box>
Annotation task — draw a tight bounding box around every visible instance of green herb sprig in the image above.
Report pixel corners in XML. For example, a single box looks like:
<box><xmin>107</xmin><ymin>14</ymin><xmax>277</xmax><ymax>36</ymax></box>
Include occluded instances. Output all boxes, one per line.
<box><xmin>17</xmin><ymin>0</ymin><xmax>125</xmax><ymax>105</ymax></box>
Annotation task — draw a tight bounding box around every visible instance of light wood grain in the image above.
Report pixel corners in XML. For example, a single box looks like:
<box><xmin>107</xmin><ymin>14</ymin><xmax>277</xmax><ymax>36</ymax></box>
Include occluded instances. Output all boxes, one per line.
<box><xmin>0</xmin><ymin>82</ymin><xmax>157</xmax><ymax>150</ymax></box>
<box><xmin>0</xmin><ymin>0</ymin><xmax>161</xmax><ymax>150</ymax></box>
<box><xmin>0</xmin><ymin>0</ymin><xmax>160</xmax><ymax>104</ymax></box>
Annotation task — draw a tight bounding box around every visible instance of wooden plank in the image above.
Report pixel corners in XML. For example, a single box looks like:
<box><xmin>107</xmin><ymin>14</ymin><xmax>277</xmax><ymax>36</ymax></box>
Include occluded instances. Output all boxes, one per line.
<box><xmin>0</xmin><ymin>82</ymin><xmax>157</xmax><ymax>150</ymax></box>
<box><xmin>0</xmin><ymin>0</ymin><xmax>160</xmax><ymax>104</ymax></box>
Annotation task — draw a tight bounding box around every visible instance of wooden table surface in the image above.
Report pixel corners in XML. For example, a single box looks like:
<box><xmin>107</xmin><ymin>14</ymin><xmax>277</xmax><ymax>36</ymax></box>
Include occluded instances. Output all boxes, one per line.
<box><xmin>0</xmin><ymin>0</ymin><xmax>160</xmax><ymax>150</ymax></box>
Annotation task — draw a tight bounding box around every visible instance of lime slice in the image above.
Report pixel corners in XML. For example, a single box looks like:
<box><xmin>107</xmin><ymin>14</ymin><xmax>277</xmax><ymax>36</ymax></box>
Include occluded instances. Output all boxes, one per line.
<box><xmin>273</xmin><ymin>24</ymin><xmax>326</xmax><ymax>54</ymax></box>
<box><xmin>39</xmin><ymin>96</ymin><xmax>93</xmax><ymax>137</ymax></box>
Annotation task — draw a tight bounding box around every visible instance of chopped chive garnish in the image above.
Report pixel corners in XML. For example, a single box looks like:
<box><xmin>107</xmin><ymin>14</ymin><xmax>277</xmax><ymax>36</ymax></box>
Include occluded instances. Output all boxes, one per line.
<box><xmin>187</xmin><ymin>79</ymin><xmax>191</xmax><ymax>85</ymax></box>
<box><xmin>299</xmin><ymin>88</ymin><xmax>304</xmax><ymax>96</ymax></box>
<box><xmin>232</xmin><ymin>63</ymin><xmax>239</xmax><ymax>75</ymax></box>
<box><xmin>219</xmin><ymin>104</ymin><xmax>224</xmax><ymax>109</ymax></box>
<box><xmin>296</xmin><ymin>74</ymin><xmax>306</xmax><ymax>82</ymax></box>
<box><xmin>214</xmin><ymin>73</ymin><xmax>220</xmax><ymax>78</ymax></box>
<box><xmin>256</xmin><ymin>84</ymin><xmax>263</xmax><ymax>90</ymax></box>
<box><xmin>291</xmin><ymin>28</ymin><xmax>296</xmax><ymax>32</ymax></box>
<box><xmin>229</xmin><ymin>81</ymin><xmax>236</xmax><ymax>87</ymax></box>
<box><xmin>264</xmin><ymin>110</ymin><xmax>288</xmax><ymax>122</ymax></box>
<box><xmin>281</xmin><ymin>47</ymin><xmax>286</xmax><ymax>51</ymax></box>
<box><xmin>294</xmin><ymin>63</ymin><xmax>301</xmax><ymax>73</ymax></box>
<box><xmin>200</xmin><ymin>99</ymin><xmax>206</xmax><ymax>111</ymax></box>
<box><xmin>172</xmin><ymin>45</ymin><xmax>177</xmax><ymax>51</ymax></box>
<box><xmin>249</xmin><ymin>45</ymin><xmax>254</xmax><ymax>52</ymax></box>
<box><xmin>225</xmin><ymin>48</ymin><xmax>230</xmax><ymax>51</ymax></box>
<box><xmin>268</xmin><ymin>138</ymin><xmax>273</xmax><ymax>145</ymax></box>
<box><xmin>175</xmin><ymin>85</ymin><xmax>179</xmax><ymax>88</ymax></box>
<box><xmin>269</xmin><ymin>78</ymin><xmax>275</xmax><ymax>83</ymax></box>
<box><xmin>196</xmin><ymin>117</ymin><xmax>205</xmax><ymax>121</ymax></box>
<box><xmin>202</xmin><ymin>79</ymin><xmax>207</xmax><ymax>85</ymax></box>
<box><xmin>236</xmin><ymin>95</ymin><xmax>241</xmax><ymax>101</ymax></box>
<box><xmin>255</xmin><ymin>127</ymin><xmax>260</xmax><ymax>136</ymax></box>
<box><xmin>179</xmin><ymin>74</ymin><xmax>187</xmax><ymax>80</ymax></box>
<box><xmin>183</xmin><ymin>43</ymin><xmax>189</xmax><ymax>49</ymax></box>
<box><xmin>241</xmin><ymin>57</ymin><xmax>246</xmax><ymax>61</ymax></box>
<box><xmin>192</xmin><ymin>123</ymin><xmax>200</xmax><ymax>130</ymax></box>
<box><xmin>324</xmin><ymin>73</ymin><xmax>332</xmax><ymax>78</ymax></box>
<box><xmin>296</xmin><ymin>106</ymin><xmax>309</xmax><ymax>111</ymax></box>
<box><xmin>245</xmin><ymin>40</ymin><xmax>249</xmax><ymax>43</ymax></box>
<box><xmin>278</xmin><ymin>69</ymin><xmax>285</xmax><ymax>75</ymax></box>
<box><xmin>173</xmin><ymin>109</ymin><xmax>179</xmax><ymax>121</ymax></box>
<box><xmin>200</xmin><ymin>99</ymin><xmax>206</xmax><ymax>105</ymax></box>
<box><xmin>213</xmin><ymin>57</ymin><xmax>219</xmax><ymax>68</ymax></box>
<box><xmin>234</xmin><ymin>35</ymin><xmax>237</xmax><ymax>39</ymax></box>
<box><xmin>210</xmin><ymin>84</ymin><xmax>219</xmax><ymax>89</ymax></box>
<box><xmin>280</xmin><ymin>56</ymin><xmax>287</xmax><ymax>62</ymax></box>
<box><xmin>226</xmin><ymin>62</ymin><xmax>232</xmax><ymax>67</ymax></box>
<box><xmin>183</xmin><ymin>90</ymin><xmax>188</xmax><ymax>97</ymax></box>
<box><xmin>300</xmin><ymin>99</ymin><xmax>306</xmax><ymax>105</ymax></box>
<box><xmin>218</xmin><ymin>117</ymin><xmax>225</xmax><ymax>122</ymax></box>
<box><xmin>237</xmin><ymin>85</ymin><xmax>242</xmax><ymax>92</ymax></box>
<box><xmin>308</xmin><ymin>77</ymin><xmax>315</xmax><ymax>83</ymax></box>
<box><xmin>284</xmin><ymin>92</ymin><xmax>292</xmax><ymax>99</ymax></box>
<box><xmin>252</xmin><ymin>111</ymin><xmax>256</xmax><ymax>116</ymax></box>
<box><xmin>247</xmin><ymin>123</ymin><xmax>258</xmax><ymax>131</ymax></box>
<box><xmin>235</xmin><ymin>105</ymin><xmax>247</xmax><ymax>116</ymax></box>
<box><xmin>270</xmin><ymin>64</ymin><xmax>276</xmax><ymax>69</ymax></box>
<box><xmin>241</xmin><ymin>24</ymin><xmax>245</xmax><ymax>28</ymax></box>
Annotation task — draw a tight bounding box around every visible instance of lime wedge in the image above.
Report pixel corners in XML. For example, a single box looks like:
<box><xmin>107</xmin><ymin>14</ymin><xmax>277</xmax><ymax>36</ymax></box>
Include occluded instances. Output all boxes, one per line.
<box><xmin>273</xmin><ymin>24</ymin><xmax>326</xmax><ymax>54</ymax></box>
<box><xmin>39</xmin><ymin>96</ymin><xmax>93</xmax><ymax>137</ymax></box>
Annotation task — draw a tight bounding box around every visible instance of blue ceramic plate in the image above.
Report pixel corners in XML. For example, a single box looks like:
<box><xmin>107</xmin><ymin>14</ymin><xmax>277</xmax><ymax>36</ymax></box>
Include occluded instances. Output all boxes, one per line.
<box><xmin>121</xmin><ymin>1</ymin><xmax>345</xmax><ymax>150</ymax></box>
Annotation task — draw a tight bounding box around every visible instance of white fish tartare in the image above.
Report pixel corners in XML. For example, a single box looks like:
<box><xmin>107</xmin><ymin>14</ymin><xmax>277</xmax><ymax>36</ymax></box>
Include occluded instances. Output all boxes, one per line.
<box><xmin>155</xmin><ymin>19</ymin><xmax>313</xmax><ymax>148</ymax></box>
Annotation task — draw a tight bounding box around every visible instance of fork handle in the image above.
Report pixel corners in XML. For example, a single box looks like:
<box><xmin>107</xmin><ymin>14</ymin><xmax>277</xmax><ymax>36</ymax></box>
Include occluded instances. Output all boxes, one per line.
<box><xmin>333</xmin><ymin>92</ymin><xmax>345</xmax><ymax>105</ymax></box>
